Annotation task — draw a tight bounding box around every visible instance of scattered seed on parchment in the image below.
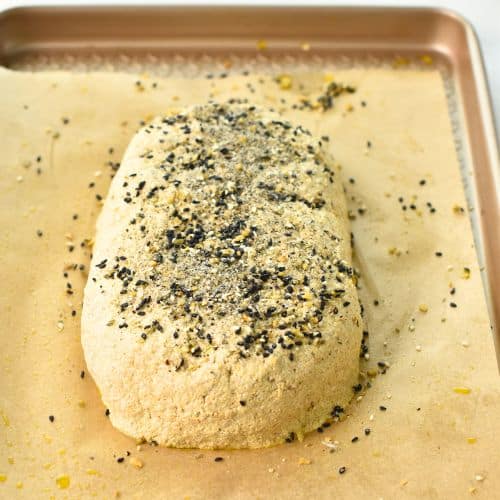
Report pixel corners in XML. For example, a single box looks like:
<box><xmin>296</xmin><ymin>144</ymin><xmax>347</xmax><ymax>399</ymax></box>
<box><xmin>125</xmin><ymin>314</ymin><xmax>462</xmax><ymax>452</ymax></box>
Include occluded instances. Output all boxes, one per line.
<box><xmin>129</xmin><ymin>457</ymin><xmax>143</xmax><ymax>469</ymax></box>
<box><xmin>453</xmin><ymin>387</ymin><xmax>471</xmax><ymax>395</ymax></box>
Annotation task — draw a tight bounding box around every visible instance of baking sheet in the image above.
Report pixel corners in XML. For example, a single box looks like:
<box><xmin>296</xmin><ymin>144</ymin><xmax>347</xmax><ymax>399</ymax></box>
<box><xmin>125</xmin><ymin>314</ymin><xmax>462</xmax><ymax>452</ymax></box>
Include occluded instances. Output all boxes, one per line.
<box><xmin>2</xmin><ymin>5</ymin><xmax>499</xmax><ymax>357</ymax></box>
<box><xmin>0</xmin><ymin>66</ymin><xmax>499</xmax><ymax>499</ymax></box>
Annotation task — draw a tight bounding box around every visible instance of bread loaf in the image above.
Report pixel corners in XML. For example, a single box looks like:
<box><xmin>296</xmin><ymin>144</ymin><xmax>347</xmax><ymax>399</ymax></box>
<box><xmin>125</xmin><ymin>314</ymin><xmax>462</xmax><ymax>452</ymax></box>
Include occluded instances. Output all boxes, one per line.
<box><xmin>82</xmin><ymin>102</ymin><xmax>362</xmax><ymax>449</ymax></box>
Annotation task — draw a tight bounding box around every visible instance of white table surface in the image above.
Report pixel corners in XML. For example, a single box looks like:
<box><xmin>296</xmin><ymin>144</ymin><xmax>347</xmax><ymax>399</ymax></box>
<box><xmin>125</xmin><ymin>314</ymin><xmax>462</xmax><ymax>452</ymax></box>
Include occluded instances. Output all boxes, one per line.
<box><xmin>4</xmin><ymin>0</ymin><xmax>500</xmax><ymax>135</ymax></box>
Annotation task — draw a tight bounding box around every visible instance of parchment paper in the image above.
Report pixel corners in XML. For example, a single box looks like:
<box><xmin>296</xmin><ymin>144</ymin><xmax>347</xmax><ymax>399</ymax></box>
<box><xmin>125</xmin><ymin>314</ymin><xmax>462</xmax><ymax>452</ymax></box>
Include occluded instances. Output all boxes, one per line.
<box><xmin>0</xmin><ymin>67</ymin><xmax>499</xmax><ymax>499</ymax></box>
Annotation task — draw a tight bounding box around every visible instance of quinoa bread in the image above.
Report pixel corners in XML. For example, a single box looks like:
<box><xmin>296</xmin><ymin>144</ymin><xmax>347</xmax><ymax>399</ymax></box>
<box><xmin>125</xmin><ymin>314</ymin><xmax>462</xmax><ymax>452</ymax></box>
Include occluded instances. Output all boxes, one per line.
<box><xmin>81</xmin><ymin>102</ymin><xmax>362</xmax><ymax>449</ymax></box>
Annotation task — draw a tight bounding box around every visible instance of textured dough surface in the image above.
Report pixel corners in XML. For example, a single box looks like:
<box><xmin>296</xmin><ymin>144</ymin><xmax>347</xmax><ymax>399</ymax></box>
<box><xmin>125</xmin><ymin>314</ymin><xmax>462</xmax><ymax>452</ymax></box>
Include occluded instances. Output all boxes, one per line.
<box><xmin>82</xmin><ymin>102</ymin><xmax>362</xmax><ymax>449</ymax></box>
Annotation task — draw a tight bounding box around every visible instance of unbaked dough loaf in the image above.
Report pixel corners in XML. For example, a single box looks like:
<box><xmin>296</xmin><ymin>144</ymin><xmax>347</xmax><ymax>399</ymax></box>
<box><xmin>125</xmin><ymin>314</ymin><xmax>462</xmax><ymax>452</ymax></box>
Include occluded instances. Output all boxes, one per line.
<box><xmin>81</xmin><ymin>102</ymin><xmax>362</xmax><ymax>449</ymax></box>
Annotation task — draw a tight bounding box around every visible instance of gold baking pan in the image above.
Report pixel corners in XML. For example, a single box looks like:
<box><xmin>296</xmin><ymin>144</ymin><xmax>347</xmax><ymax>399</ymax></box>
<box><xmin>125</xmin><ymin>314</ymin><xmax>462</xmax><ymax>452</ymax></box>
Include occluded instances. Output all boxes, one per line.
<box><xmin>1</xmin><ymin>6</ymin><xmax>500</xmax><ymax>500</ymax></box>
<box><xmin>1</xmin><ymin>5</ymin><xmax>498</xmax><ymax>360</ymax></box>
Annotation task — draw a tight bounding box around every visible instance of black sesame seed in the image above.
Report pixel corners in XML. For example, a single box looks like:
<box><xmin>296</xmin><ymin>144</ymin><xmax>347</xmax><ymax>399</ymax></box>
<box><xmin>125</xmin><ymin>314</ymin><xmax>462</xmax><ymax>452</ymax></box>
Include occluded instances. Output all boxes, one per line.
<box><xmin>351</xmin><ymin>436</ymin><xmax>359</xmax><ymax>443</ymax></box>
<box><xmin>239</xmin><ymin>400</ymin><xmax>246</xmax><ymax>406</ymax></box>
<box><xmin>191</xmin><ymin>346</ymin><xmax>202</xmax><ymax>357</ymax></box>
<box><xmin>379</xmin><ymin>405</ymin><xmax>387</xmax><ymax>411</ymax></box>
<box><xmin>49</xmin><ymin>415</ymin><xmax>55</xmax><ymax>422</ymax></box>
<box><xmin>364</xmin><ymin>428</ymin><xmax>371</xmax><ymax>435</ymax></box>
<box><xmin>214</xmin><ymin>457</ymin><xmax>224</xmax><ymax>462</ymax></box>
<box><xmin>339</xmin><ymin>466</ymin><xmax>346</xmax><ymax>474</ymax></box>
<box><xmin>105</xmin><ymin>409</ymin><xmax>110</xmax><ymax>417</ymax></box>
<box><xmin>117</xmin><ymin>457</ymin><xmax>124</xmax><ymax>463</ymax></box>
<box><xmin>450</xmin><ymin>302</ymin><xmax>457</xmax><ymax>308</ymax></box>
<box><xmin>80</xmin><ymin>370</ymin><xmax>85</xmax><ymax>379</ymax></box>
